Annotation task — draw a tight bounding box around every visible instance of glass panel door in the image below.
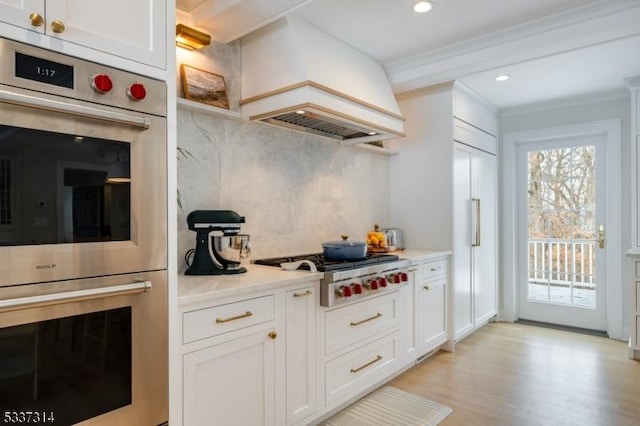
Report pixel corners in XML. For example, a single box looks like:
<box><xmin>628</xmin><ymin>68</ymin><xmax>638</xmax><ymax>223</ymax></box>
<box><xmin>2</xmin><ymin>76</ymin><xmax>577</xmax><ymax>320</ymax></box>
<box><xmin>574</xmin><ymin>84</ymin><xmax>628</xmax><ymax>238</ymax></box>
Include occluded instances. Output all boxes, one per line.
<box><xmin>518</xmin><ymin>134</ymin><xmax>607</xmax><ymax>331</ymax></box>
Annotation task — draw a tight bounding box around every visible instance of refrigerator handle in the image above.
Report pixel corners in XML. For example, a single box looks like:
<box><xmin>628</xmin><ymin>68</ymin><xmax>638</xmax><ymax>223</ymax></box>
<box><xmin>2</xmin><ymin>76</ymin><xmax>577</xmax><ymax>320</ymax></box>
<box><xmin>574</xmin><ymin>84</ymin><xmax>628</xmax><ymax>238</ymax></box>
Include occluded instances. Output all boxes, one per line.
<box><xmin>472</xmin><ymin>198</ymin><xmax>481</xmax><ymax>247</ymax></box>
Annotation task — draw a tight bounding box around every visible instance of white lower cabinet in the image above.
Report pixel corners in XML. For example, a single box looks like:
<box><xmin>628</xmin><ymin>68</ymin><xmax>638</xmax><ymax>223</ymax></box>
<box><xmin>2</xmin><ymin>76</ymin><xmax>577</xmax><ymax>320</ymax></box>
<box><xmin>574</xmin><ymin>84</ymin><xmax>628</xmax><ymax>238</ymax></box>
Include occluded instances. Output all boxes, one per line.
<box><xmin>183</xmin><ymin>328</ymin><xmax>277</xmax><ymax>426</ymax></box>
<box><xmin>414</xmin><ymin>256</ymin><xmax>449</xmax><ymax>356</ymax></box>
<box><xmin>285</xmin><ymin>285</ymin><xmax>317</xmax><ymax>425</ymax></box>
<box><xmin>325</xmin><ymin>331</ymin><xmax>399</xmax><ymax>407</ymax></box>
<box><xmin>179</xmin><ymin>257</ymin><xmax>451</xmax><ymax>425</ymax></box>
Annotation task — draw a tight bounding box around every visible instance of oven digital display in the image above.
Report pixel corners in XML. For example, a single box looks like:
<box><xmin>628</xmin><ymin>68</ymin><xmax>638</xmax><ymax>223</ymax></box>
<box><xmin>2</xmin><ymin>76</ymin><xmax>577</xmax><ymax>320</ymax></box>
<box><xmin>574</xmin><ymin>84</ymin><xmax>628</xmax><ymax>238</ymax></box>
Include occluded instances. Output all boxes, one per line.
<box><xmin>15</xmin><ymin>52</ymin><xmax>74</xmax><ymax>89</ymax></box>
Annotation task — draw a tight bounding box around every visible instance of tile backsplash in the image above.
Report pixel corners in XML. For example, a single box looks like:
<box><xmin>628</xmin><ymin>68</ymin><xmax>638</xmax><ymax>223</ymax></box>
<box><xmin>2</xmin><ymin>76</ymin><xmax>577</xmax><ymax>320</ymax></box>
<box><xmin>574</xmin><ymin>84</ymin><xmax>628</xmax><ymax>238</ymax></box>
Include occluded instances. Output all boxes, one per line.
<box><xmin>177</xmin><ymin>109</ymin><xmax>391</xmax><ymax>272</ymax></box>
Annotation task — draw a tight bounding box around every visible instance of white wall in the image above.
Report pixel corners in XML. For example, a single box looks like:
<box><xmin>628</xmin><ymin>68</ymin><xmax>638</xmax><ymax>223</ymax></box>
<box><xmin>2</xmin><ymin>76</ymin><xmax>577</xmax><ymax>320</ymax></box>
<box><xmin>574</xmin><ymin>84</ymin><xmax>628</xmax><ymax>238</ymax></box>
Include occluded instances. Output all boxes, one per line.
<box><xmin>500</xmin><ymin>94</ymin><xmax>631</xmax><ymax>336</ymax></box>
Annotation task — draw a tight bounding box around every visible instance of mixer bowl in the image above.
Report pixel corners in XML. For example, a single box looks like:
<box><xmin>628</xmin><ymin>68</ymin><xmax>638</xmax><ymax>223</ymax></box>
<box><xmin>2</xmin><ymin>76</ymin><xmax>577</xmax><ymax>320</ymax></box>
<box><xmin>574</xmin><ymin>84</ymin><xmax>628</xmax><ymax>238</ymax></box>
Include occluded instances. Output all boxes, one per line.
<box><xmin>212</xmin><ymin>234</ymin><xmax>251</xmax><ymax>263</ymax></box>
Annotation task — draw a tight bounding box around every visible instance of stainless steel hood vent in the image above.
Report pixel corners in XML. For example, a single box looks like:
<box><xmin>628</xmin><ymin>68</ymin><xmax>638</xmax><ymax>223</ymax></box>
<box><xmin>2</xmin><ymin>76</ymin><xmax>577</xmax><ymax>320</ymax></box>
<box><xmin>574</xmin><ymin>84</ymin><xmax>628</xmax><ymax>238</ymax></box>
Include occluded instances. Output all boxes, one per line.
<box><xmin>241</xmin><ymin>16</ymin><xmax>405</xmax><ymax>144</ymax></box>
<box><xmin>268</xmin><ymin>111</ymin><xmax>370</xmax><ymax>140</ymax></box>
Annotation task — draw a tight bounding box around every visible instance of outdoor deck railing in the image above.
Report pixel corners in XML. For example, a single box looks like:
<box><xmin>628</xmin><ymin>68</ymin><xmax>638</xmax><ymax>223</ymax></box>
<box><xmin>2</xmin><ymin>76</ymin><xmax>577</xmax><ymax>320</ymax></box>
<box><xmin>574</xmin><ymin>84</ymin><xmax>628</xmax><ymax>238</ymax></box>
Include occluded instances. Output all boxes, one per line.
<box><xmin>528</xmin><ymin>238</ymin><xmax>595</xmax><ymax>289</ymax></box>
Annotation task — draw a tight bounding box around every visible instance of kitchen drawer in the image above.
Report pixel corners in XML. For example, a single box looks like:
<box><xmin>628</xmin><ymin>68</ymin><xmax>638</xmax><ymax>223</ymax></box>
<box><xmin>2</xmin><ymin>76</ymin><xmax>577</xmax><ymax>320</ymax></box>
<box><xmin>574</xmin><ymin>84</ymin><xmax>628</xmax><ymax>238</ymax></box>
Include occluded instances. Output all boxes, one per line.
<box><xmin>183</xmin><ymin>295</ymin><xmax>275</xmax><ymax>344</ymax></box>
<box><xmin>422</xmin><ymin>259</ymin><xmax>448</xmax><ymax>281</ymax></box>
<box><xmin>325</xmin><ymin>331</ymin><xmax>399</xmax><ymax>407</ymax></box>
<box><xmin>325</xmin><ymin>292</ymin><xmax>398</xmax><ymax>355</ymax></box>
<box><xmin>636</xmin><ymin>262</ymin><xmax>640</xmax><ymax>278</ymax></box>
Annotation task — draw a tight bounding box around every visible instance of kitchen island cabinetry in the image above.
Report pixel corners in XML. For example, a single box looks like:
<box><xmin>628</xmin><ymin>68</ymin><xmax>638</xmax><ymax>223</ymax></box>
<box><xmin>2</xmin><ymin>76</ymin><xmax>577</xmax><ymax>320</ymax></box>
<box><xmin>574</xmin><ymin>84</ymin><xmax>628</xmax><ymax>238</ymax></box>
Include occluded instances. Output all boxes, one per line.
<box><xmin>390</xmin><ymin>82</ymin><xmax>498</xmax><ymax>343</ymax></box>
<box><xmin>0</xmin><ymin>0</ymin><xmax>165</xmax><ymax>69</ymax></box>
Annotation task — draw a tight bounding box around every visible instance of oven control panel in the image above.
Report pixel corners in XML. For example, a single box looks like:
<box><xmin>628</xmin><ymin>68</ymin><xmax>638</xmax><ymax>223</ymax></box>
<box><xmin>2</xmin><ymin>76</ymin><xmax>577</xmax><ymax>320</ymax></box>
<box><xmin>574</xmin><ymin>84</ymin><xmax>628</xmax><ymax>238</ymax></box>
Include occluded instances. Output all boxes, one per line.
<box><xmin>321</xmin><ymin>267</ymin><xmax>409</xmax><ymax>307</ymax></box>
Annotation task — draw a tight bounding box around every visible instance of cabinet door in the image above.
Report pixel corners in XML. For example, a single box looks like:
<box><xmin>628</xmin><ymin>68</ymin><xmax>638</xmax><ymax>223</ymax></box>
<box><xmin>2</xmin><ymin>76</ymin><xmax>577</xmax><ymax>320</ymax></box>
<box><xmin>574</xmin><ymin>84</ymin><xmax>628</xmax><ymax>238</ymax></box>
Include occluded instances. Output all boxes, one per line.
<box><xmin>453</xmin><ymin>144</ymin><xmax>474</xmax><ymax>340</ymax></box>
<box><xmin>400</xmin><ymin>266</ymin><xmax>417</xmax><ymax>361</ymax></box>
<box><xmin>418</xmin><ymin>278</ymin><xmax>447</xmax><ymax>354</ymax></box>
<box><xmin>44</xmin><ymin>0</ymin><xmax>166</xmax><ymax>68</ymax></box>
<box><xmin>472</xmin><ymin>149</ymin><xmax>498</xmax><ymax>325</ymax></box>
<box><xmin>285</xmin><ymin>286</ymin><xmax>316</xmax><ymax>425</ymax></box>
<box><xmin>0</xmin><ymin>0</ymin><xmax>43</xmax><ymax>32</ymax></box>
<box><xmin>183</xmin><ymin>329</ymin><xmax>276</xmax><ymax>426</ymax></box>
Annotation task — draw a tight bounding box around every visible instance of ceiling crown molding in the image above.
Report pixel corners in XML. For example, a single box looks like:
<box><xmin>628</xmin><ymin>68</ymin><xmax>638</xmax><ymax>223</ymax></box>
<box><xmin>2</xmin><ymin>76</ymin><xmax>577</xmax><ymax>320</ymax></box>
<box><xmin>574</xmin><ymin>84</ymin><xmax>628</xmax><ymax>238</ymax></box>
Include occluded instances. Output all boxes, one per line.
<box><xmin>387</xmin><ymin>0</ymin><xmax>640</xmax><ymax>94</ymax></box>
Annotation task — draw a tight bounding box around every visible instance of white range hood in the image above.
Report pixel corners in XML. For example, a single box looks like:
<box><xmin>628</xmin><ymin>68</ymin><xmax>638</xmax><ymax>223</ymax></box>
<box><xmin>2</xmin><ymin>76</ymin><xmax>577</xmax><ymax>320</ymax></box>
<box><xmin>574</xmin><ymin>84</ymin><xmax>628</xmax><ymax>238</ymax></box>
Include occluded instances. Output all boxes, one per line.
<box><xmin>240</xmin><ymin>16</ymin><xmax>405</xmax><ymax>144</ymax></box>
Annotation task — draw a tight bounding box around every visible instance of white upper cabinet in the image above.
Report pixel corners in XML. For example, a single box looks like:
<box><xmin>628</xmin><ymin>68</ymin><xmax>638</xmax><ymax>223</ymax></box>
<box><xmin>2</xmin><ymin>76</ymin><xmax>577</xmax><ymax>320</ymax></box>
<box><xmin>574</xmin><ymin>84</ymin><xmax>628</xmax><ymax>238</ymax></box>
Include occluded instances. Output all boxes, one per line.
<box><xmin>0</xmin><ymin>0</ymin><xmax>44</xmax><ymax>33</ymax></box>
<box><xmin>0</xmin><ymin>0</ymin><xmax>166</xmax><ymax>69</ymax></box>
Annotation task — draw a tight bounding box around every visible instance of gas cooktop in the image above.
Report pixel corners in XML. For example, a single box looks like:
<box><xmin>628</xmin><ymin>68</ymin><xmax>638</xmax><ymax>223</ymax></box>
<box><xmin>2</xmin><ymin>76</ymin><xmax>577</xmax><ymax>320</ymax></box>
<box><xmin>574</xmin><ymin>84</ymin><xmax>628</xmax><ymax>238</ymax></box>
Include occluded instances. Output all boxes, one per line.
<box><xmin>253</xmin><ymin>252</ymin><xmax>399</xmax><ymax>272</ymax></box>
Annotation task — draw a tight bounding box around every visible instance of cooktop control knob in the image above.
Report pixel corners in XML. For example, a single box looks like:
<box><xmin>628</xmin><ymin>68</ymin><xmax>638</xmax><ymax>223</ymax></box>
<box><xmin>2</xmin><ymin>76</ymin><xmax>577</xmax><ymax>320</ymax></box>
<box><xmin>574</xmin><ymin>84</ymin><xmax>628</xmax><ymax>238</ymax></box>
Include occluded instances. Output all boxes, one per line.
<box><xmin>127</xmin><ymin>83</ymin><xmax>147</xmax><ymax>101</ymax></box>
<box><xmin>400</xmin><ymin>272</ymin><xmax>409</xmax><ymax>282</ymax></box>
<box><xmin>353</xmin><ymin>283</ymin><xmax>363</xmax><ymax>294</ymax></box>
<box><xmin>378</xmin><ymin>277</ymin><xmax>387</xmax><ymax>287</ymax></box>
<box><xmin>91</xmin><ymin>74</ymin><xmax>113</xmax><ymax>94</ymax></box>
<box><xmin>387</xmin><ymin>273</ymin><xmax>402</xmax><ymax>284</ymax></box>
<box><xmin>337</xmin><ymin>285</ymin><xmax>352</xmax><ymax>298</ymax></box>
<box><xmin>364</xmin><ymin>279</ymin><xmax>379</xmax><ymax>290</ymax></box>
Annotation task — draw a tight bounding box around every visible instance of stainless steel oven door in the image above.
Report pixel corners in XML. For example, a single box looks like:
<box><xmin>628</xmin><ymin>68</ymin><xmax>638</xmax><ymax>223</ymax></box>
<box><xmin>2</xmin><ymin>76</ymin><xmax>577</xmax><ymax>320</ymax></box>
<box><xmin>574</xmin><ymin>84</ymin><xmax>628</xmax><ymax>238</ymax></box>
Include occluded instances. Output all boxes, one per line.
<box><xmin>0</xmin><ymin>84</ymin><xmax>167</xmax><ymax>286</ymax></box>
<box><xmin>0</xmin><ymin>271</ymin><xmax>167</xmax><ymax>425</ymax></box>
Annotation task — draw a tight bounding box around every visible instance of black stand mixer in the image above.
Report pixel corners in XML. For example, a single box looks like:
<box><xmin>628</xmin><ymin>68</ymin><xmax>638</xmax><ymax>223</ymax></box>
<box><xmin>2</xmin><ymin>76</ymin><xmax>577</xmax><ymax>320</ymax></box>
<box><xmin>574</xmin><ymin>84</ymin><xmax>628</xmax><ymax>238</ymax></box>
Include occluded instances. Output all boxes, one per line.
<box><xmin>185</xmin><ymin>210</ymin><xmax>249</xmax><ymax>275</ymax></box>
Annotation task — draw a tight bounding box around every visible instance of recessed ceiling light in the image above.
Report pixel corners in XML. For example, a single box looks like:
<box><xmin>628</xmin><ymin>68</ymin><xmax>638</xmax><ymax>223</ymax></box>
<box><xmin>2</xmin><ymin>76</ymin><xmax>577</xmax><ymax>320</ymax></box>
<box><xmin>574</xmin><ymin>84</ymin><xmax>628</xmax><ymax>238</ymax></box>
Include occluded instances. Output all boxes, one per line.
<box><xmin>495</xmin><ymin>75</ymin><xmax>510</xmax><ymax>82</ymax></box>
<box><xmin>412</xmin><ymin>1</ymin><xmax>434</xmax><ymax>13</ymax></box>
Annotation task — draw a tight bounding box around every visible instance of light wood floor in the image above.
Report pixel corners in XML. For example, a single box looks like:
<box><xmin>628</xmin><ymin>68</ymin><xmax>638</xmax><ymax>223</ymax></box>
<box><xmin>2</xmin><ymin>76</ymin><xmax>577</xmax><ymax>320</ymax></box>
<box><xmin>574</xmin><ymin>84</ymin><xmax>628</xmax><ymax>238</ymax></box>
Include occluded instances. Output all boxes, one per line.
<box><xmin>388</xmin><ymin>322</ymin><xmax>640</xmax><ymax>426</ymax></box>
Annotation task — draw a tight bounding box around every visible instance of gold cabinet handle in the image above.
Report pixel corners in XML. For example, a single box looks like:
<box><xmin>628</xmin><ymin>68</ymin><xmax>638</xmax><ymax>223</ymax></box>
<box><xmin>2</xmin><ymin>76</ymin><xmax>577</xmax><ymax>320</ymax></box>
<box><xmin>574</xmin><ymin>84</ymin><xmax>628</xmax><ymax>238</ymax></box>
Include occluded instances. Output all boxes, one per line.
<box><xmin>598</xmin><ymin>224</ymin><xmax>605</xmax><ymax>249</ymax></box>
<box><xmin>293</xmin><ymin>290</ymin><xmax>312</xmax><ymax>298</ymax></box>
<box><xmin>29</xmin><ymin>13</ymin><xmax>44</xmax><ymax>27</ymax></box>
<box><xmin>51</xmin><ymin>20</ymin><xmax>65</xmax><ymax>33</ymax></box>
<box><xmin>350</xmin><ymin>312</ymin><xmax>382</xmax><ymax>326</ymax></box>
<box><xmin>268</xmin><ymin>331</ymin><xmax>277</xmax><ymax>340</ymax></box>
<box><xmin>350</xmin><ymin>355</ymin><xmax>383</xmax><ymax>373</ymax></box>
<box><xmin>215</xmin><ymin>311</ymin><xmax>252</xmax><ymax>323</ymax></box>
<box><xmin>423</xmin><ymin>285</ymin><xmax>430</xmax><ymax>290</ymax></box>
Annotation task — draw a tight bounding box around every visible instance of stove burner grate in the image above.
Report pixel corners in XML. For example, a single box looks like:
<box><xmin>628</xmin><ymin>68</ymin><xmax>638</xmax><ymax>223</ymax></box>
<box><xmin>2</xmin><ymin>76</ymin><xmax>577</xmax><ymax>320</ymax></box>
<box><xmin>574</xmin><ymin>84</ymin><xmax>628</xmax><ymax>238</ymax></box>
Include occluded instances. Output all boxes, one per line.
<box><xmin>253</xmin><ymin>252</ymin><xmax>399</xmax><ymax>272</ymax></box>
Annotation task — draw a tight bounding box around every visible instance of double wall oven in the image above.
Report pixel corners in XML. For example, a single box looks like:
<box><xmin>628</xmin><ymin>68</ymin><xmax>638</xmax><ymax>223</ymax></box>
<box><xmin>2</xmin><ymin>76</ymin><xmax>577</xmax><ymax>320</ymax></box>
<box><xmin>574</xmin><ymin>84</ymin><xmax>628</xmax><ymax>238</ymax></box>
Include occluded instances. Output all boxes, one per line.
<box><xmin>0</xmin><ymin>38</ymin><xmax>167</xmax><ymax>425</ymax></box>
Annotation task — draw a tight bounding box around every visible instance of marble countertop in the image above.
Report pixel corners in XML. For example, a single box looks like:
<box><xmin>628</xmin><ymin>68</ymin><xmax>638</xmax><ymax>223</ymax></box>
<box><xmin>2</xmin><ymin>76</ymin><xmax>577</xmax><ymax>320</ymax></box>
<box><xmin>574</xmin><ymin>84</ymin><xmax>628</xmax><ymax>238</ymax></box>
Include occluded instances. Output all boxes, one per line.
<box><xmin>177</xmin><ymin>249</ymin><xmax>450</xmax><ymax>306</ymax></box>
<box><xmin>395</xmin><ymin>249</ymin><xmax>452</xmax><ymax>262</ymax></box>
<box><xmin>178</xmin><ymin>264</ymin><xmax>324</xmax><ymax>306</ymax></box>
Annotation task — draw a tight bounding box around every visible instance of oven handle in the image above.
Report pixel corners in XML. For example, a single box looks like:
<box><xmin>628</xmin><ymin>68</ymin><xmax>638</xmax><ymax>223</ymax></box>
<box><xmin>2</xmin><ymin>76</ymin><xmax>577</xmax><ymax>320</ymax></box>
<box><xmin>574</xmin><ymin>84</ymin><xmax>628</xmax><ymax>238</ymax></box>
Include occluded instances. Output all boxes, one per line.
<box><xmin>0</xmin><ymin>89</ymin><xmax>151</xmax><ymax>129</ymax></box>
<box><xmin>0</xmin><ymin>281</ymin><xmax>151</xmax><ymax>313</ymax></box>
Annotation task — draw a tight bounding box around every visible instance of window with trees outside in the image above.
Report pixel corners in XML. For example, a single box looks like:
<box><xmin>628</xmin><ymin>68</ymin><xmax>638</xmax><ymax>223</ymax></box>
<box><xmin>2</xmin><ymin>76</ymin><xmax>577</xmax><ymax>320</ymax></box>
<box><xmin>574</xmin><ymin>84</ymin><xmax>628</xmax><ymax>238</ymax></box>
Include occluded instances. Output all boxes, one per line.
<box><xmin>527</xmin><ymin>146</ymin><xmax>596</xmax><ymax>308</ymax></box>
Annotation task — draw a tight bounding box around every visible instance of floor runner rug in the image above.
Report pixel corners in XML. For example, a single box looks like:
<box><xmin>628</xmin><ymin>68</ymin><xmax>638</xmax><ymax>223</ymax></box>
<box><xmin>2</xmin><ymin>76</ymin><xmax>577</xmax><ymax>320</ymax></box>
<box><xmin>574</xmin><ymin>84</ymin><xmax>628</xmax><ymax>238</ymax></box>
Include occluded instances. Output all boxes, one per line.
<box><xmin>318</xmin><ymin>386</ymin><xmax>452</xmax><ymax>426</ymax></box>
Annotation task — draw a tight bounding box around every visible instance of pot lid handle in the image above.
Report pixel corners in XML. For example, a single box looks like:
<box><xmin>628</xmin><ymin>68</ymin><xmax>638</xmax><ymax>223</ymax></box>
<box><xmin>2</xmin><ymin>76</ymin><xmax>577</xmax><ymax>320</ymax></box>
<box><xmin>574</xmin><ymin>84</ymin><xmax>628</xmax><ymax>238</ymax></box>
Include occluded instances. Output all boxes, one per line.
<box><xmin>340</xmin><ymin>235</ymin><xmax>349</xmax><ymax>241</ymax></box>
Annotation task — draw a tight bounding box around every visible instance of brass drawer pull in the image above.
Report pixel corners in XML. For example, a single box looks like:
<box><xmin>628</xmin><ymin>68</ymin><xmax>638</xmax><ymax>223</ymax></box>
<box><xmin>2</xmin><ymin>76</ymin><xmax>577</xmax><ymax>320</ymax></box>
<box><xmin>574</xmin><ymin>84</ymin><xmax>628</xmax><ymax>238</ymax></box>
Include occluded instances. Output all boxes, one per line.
<box><xmin>430</xmin><ymin>266</ymin><xmax>442</xmax><ymax>272</ymax></box>
<box><xmin>350</xmin><ymin>355</ymin><xmax>383</xmax><ymax>373</ymax></box>
<box><xmin>293</xmin><ymin>290</ymin><xmax>313</xmax><ymax>298</ymax></box>
<box><xmin>423</xmin><ymin>285</ymin><xmax>430</xmax><ymax>290</ymax></box>
<box><xmin>216</xmin><ymin>311</ymin><xmax>252</xmax><ymax>323</ymax></box>
<box><xmin>350</xmin><ymin>312</ymin><xmax>382</xmax><ymax>326</ymax></box>
<box><xmin>29</xmin><ymin>13</ymin><xmax>44</xmax><ymax>27</ymax></box>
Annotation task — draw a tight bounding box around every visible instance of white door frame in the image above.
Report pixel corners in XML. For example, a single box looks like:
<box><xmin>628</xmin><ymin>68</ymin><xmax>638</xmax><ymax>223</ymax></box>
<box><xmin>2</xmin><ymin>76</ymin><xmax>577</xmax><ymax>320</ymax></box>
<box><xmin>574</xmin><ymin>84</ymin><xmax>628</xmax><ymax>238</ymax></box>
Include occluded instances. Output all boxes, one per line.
<box><xmin>502</xmin><ymin>119</ymin><xmax>622</xmax><ymax>339</ymax></box>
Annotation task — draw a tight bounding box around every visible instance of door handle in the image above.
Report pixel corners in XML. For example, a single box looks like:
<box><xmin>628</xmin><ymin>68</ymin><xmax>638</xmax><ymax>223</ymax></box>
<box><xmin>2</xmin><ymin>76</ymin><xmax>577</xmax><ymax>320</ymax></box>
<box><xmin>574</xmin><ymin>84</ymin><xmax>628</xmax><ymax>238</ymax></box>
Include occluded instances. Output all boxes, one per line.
<box><xmin>0</xmin><ymin>281</ymin><xmax>151</xmax><ymax>313</ymax></box>
<box><xmin>472</xmin><ymin>198</ymin><xmax>481</xmax><ymax>247</ymax></box>
<box><xmin>598</xmin><ymin>224</ymin><xmax>605</xmax><ymax>249</ymax></box>
<box><xmin>0</xmin><ymin>89</ymin><xmax>151</xmax><ymax>128</ymax></box>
